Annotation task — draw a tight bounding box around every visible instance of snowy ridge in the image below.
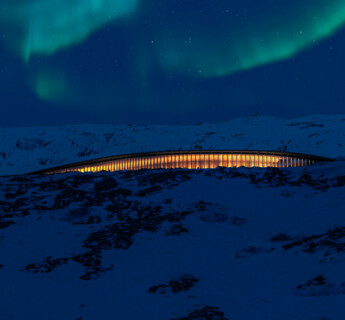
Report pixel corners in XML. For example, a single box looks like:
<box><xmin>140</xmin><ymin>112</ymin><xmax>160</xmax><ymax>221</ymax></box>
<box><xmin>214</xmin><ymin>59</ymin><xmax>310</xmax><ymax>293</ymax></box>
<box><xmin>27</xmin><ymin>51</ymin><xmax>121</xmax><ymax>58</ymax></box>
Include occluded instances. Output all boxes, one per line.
<box><xmin>1</xmin><ymin>114</ymin><xmax>345</xmax><ymax>175</ymax></box>
<box><xmin>1</xmin><ymin>115</ymin><xmax>345</xmax><ymax>319</ymax></box>
<box><xmin>1</xmin><ymin>161</ymin><xmax>345</xmax><ymax>319</ymax></box>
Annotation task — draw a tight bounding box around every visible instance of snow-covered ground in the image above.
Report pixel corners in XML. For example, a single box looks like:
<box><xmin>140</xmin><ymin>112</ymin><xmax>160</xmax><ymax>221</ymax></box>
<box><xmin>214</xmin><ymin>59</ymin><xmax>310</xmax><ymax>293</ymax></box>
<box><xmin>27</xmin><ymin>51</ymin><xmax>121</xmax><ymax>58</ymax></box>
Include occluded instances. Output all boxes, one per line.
<box><xmin>1</xmin><ymin>114</ymin><xmax>345</xmax><ymax>175</ymax></box>
<box><xmin>1</xmin><ymin>162</ymin><xmax>345</xmax><ymax>320</ymax></box>
<box><xmin>1</xmin><ymin>115</ymin><xmax>345</xmax><ymax>320</ymax></box>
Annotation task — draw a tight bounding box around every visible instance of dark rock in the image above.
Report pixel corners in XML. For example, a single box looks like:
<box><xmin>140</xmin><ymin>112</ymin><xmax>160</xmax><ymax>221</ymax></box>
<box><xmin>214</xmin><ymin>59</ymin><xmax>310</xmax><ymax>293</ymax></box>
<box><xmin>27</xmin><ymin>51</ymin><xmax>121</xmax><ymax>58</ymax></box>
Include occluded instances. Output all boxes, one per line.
<box><xmin>77</xmin><ymin>148</ymin><xmax>97</xmax><ymax>157</ymax></box>
<box><xmin>166</xmin><ymin>223</ymin><xmax>189</xmax><ymax>236</ymax></box>
<box><xmin>171</xmin><ymin>306</ymin><xmax>229</xmax><ymax>320</ymax></box>
<box><xmin>148</xmin><ymin>283</ymin><xmax>170</xmax><ymax>294</ymax></box>
<box><xmin>283</xmin><ymin>226</ymin><xmax>345</xmax><ymax>258</ymax></box>
<box><xmin>335</xmin><ymin>175</ymin><xmax>345</xmax><ymax>187</ymax></box>
<box><xmin>235</xmin><ymin>246</ymin><xmax>274</xmax><ymax>259</ymax></box>
<box><xmin>294</xmin><ymin>275</ymin><xmax>345</xmax><ymax>297</ymax></box>
<box><xmin>67</xmin><ymin>208</ymin><xmax>90</xmax><ymax>220</ymax></box>
<box><xmin>23</xmin><ymin>256</ymin><xmax>69</xmax><ymax>274</ymax></box>
<box><xmin>70</xmin><ymin>251</ymin><xmax>113</xmax><ymax>280</ymax></box>
<box><xmin>16</xmin><ymin>138</ymin><xmax>50</xmax><ymax>151</ymax></box>
<box><xmin>169</xmin><ymin>274</ymin><xmax>199</xmax><ymax>293</ymax></box>
<box><xmin>114</xmin><ymin>188</ymin><xmax>132</xmax><ymax>198</ymax></box>
<box><xmin>269</xmin><ymin>233</ymin><xmax>294</xmax><ymax>242</ymax></box>
<box><xmin>230</xmin><ymin>216</ymin><xmax>247</xmax><ymax>226</ymax></box>
<box><xmin>135</xmin><ymin>185</ymin><xmax>162</xmax><ymax>197</ymax></box>
<box><xmin>199</xmin><ymin>212</ymin><xmax>228</xmax><ymax>223</ymax></box>
<box><xmin>4</xmin><ymin>192</ymin><xmax>17</xmax><ymax>199</ymax></box>
<box><xmin>299</xmin><ymin>275</ymin><xmax>327</xmax><ymax>287</ymax></box>
<box><xmin>195</xmin><ymin>201</ymin><xmax>213</xmax><ymax>212</ymax></box>
<box><xmin>0</xmin><ymin>220</ymin><xmax>14</xmax><ymax>229</ymax></box>
<box><xmin>94</xmin><ymin>177</ymin><xmax>118</xmax><ymax>192</ymax></box>
<box><xmin>104</xmin><ymin>133</ymin><xmax>114</xmax><ymax>143</ymax></box>
<box><xmin>149</xmin><ymin>274</ymin><xmax>199</xmax><ymax>294</ymax></box>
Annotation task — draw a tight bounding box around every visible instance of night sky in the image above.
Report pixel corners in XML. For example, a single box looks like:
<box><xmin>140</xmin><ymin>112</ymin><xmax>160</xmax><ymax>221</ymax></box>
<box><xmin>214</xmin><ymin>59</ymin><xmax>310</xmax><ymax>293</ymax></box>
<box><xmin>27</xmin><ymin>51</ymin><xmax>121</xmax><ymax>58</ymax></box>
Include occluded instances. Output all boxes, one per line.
<box><xmin>1</xmin><ymin>0</ymin><xmax>345</xmax><ymax>127</ymax></box>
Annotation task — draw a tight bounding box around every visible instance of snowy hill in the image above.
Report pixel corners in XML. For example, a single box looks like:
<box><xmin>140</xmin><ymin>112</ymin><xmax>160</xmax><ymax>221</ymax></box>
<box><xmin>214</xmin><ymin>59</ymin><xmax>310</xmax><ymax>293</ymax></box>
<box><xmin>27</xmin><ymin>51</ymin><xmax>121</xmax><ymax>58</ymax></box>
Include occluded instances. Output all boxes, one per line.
<box><xmin>1</xmin><ymin>115</ymin><xmax>345</xmax><ymax>320</ymax></box>
<box><xmin>1</xmin><ymin>161</ymin><xmax>345</xmax><ymax>319</ymax></box>
<box><xmin>1</xmin><ymin>114</ymin><xmax>345</xmax><ymax>175</ymax></box>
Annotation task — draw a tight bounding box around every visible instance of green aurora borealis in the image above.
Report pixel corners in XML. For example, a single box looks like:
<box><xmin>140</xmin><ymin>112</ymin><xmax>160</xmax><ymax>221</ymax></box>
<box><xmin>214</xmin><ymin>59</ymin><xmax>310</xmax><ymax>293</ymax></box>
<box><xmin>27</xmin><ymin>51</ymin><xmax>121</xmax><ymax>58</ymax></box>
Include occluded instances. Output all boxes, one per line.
<box><xmin>2</xmin><ymin>0</ymin><xmax>345</xmax><ymax>74</ymax></box>
<box><xmin>0</xmin><ymin>0</ymin><xmax>138</xmax><ymax>61</ymax></box>
<box><xmin>157</xmin><ymin>0</ymin><xmax>345</xmax><ymax>77</ymax></box>
<box><xmin>1</xmin><ymin>0</ymin><xmax>345</xmax><ymax>124</ymax></box>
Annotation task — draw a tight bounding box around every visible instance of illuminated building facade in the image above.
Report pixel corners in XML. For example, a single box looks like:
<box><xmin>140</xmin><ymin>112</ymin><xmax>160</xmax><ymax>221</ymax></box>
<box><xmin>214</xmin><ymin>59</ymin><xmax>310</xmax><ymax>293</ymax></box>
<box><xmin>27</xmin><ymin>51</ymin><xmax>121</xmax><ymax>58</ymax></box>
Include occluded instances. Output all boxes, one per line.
<box><xmin>30</xmin><ymin>150</ymin><xmax>333</xmax><ymax>175</ymax></box>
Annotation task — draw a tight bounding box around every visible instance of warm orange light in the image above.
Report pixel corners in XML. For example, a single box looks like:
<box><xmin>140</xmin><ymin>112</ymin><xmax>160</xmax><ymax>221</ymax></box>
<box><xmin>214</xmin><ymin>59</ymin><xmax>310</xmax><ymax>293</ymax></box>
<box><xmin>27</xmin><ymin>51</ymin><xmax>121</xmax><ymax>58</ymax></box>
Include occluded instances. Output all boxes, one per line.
<box><xmin>49</xmin><ymin>151</ymin><xmax>316</xmax><ymax>175</ymax></box>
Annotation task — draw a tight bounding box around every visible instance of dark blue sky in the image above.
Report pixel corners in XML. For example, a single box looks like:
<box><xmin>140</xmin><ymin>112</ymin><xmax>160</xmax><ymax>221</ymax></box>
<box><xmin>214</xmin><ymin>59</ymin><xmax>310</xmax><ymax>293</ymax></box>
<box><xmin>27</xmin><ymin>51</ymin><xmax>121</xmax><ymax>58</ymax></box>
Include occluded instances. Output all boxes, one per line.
<box><xmin>1</xmin><ymin>0</ymin><xmax>345</xmax><ymax>127</ymax></box>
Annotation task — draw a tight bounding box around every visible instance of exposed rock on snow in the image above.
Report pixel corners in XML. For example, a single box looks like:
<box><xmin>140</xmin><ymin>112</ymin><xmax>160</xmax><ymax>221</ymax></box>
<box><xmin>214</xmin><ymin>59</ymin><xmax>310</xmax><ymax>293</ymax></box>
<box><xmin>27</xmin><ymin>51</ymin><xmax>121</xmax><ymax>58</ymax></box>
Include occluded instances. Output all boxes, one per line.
<box><xmin>1</xmin><ymin>114</ymin><xmax>345</xmax><ymax>175</ymax></box>
<box><xmin>1</xmin><ymin>116</ymin><xmax>345</xmax><ymax>319</ymax></box>
<box><xmin>148</xmin><ymin>274</ymin><xmax>199</xmax><ymax>294</ymax></box>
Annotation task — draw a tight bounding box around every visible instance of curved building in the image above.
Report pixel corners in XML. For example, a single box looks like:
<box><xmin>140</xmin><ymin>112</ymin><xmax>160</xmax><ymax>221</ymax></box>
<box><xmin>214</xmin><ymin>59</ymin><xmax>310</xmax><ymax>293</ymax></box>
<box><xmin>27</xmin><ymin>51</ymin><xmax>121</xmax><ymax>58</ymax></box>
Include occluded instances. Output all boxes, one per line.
<box><xmin>29</xmin><ymin>150</ymin><xmax>333</xmax><ymax>175</ymax></box>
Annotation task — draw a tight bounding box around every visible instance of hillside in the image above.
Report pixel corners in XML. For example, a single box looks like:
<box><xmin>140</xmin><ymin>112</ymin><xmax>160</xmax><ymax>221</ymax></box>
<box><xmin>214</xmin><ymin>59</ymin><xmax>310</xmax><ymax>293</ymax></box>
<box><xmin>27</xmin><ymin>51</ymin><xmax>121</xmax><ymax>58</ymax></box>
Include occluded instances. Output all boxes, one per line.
<box><xmin>1</xmin><ymin>115</ymin><xmax>345</xmax><ymax>319</ymax></box>
<box><xmin>1</xmin><ymin>114</ymin><xmax>344</xmax><ymax>175</ymax></box>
